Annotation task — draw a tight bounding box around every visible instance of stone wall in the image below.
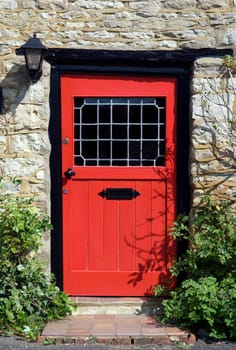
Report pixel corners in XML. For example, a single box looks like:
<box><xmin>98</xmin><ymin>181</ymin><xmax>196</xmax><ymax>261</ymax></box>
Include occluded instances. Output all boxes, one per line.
<box><xmin>192</xmin><ymin>57</ymin><xmax>236</xmax><ymax>205</ymax></box>
<box><xmin>0</xmin><ymin>0</ymin><xmax>236</xmax><ymax>266</ymax></box>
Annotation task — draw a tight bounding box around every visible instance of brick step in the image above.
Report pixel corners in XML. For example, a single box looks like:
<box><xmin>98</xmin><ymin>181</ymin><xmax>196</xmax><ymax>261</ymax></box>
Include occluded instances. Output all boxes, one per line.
<box><xmin>70</xmin><ymin>297</ymin><xmax>163</xmax><ymax>316</ymax></box>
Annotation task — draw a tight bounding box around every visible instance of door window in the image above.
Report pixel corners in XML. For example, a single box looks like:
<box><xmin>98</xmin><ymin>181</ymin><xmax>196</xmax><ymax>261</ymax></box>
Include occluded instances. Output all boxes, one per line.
<box><xmin>74</xmin><ymin>97</ymin><xmax>166</xmax><ymax>167</ymax></box>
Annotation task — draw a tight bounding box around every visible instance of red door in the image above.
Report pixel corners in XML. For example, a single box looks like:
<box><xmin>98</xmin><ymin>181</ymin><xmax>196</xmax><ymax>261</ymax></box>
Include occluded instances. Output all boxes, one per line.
<box><xmin>61</xmin><ymin>75</ymin><xmax>177</xmax><ymax>296</ymax></box>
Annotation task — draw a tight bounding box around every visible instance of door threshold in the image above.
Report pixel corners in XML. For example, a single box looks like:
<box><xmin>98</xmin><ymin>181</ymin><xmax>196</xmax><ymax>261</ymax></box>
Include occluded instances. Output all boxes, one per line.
<box><xmin>70</xmin><ymin>296</ymin><xmax>163</xmax><ymax>316</ymax></box>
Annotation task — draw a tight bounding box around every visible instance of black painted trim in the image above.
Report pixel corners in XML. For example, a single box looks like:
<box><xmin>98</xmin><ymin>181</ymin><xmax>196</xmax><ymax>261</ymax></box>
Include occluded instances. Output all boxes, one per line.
<box><xmin>49</xmin><ymin>67</ymin><xmax>63</xmax><ymax>289</ymax></box>
<box><xmin>49</xmin><ymin>48</ymin><xmax>231</xmax><ymax>290</ymax></box>
<box><xmin>45</xmin><ymin>48</ymin><xmax>233</xmax><ymax>66</ymax></box>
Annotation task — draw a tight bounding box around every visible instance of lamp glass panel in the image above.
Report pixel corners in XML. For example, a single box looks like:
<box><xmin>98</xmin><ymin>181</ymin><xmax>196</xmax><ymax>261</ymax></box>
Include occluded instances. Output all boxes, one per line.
<box><xmin>25</xmin><ymin>48</ymin><xmax>42</xmax><ymax>71</ymax></box>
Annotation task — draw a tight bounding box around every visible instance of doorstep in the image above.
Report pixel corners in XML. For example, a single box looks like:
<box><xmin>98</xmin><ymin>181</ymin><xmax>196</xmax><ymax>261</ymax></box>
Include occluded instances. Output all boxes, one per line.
<box><xmin>40</xmin><ymin>314</ymin><xmax>195</xmax><ymax>346</ymax></box>
<box><xmin>70</xmin><ymin>296</ymin><xmax>164</xmax><ymax>316</ymax></box>
<box><xmin>39</xmin><ymin>298</ymin><xmax>195</xmax><ymax>346</ymax></box>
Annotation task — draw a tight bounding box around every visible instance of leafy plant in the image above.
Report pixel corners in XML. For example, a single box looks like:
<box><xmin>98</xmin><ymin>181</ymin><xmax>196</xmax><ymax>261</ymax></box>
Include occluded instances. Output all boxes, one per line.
<box><xmin>0</xmin><ymin>178</ymin><xmax>74</xmax><ymax>340</ymax></box>
<box><xmin>155</xmin><ymin>196</ymin><xmax>236</xmax><ymax>340</ymax></box>
<box><xmin>223</xmin><ymin>55</ymin><xmax>236</xmax><ymax>74</ymax></box>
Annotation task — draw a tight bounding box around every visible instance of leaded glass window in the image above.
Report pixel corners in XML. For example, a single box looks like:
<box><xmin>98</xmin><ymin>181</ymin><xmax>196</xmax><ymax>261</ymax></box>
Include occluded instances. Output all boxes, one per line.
<box><xmin>74</xmin><ymin>97</ymin><xmax>166</xmax><ymax>166</ymax></box>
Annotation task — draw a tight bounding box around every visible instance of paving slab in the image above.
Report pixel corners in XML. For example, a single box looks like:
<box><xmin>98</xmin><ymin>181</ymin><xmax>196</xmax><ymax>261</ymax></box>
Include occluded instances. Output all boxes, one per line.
<box><xmin>41</xmin><ymin>313</ymin><xmax>194</xmax><ymax>346</ymax></box>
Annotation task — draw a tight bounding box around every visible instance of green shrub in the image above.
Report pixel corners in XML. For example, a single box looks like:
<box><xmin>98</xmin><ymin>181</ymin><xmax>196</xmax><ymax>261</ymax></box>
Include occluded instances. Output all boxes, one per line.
<box><xmin>155</xmin><ymin>196</ymin><xmax>236</xmax><ymax>340</ymax></box>
<box><xmin>0</xmin><ymin>179</ymin><xmax>74</xmax><ymax>340</ymax></box>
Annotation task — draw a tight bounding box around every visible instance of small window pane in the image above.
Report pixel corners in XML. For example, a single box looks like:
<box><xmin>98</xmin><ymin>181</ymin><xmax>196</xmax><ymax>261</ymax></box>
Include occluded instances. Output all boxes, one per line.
<box><xmin>156</xmin><ymin>157</ymin><xmax>164</xmax><ymax>166</ymax></box>
<box><xmin>75</xmin><ymin>156</ymin><xmax>84</xmax><ymax>166</ymax></box>
<box><xmin>74</xmin><ymin>125</ymin><xmax>80</xmax><ymax>139</ymax></box>
<box><xmin>82</xmin><ymin>105</ymin><xmax>97</xmax><ymax>123</ymax></box>
<box><xmin>74</xmin><ymin>141</ymin><xmax>80</xmax><ymax>155</ymax></box>
<box><xmin>112</xmin><ymin>98</ymin><xmax>127</xmax><ymax>104</ymax></box>
<box><xmin>83</xmin><ymin>142</ymin><xmax>97</xmax><ymax>158</ymax></box>
<box><xmin>99</xmin><ymin>106</ymin><xmax>110</xmax><ymax>123</ymax></box>
<box><xmin>143</xmin><ymin>106</ymin><xmax>158</xmax><ymax>123</ymax></box>
<box><xmin>99</xmin><ymin>125</ymin><xmax>110</xmax><ymax>139</ymax></box>
<box><xmin>112</xmin><ymin>160</ymin><xmax>127</xmax><ymax>166</ymax></box>
<box><xmin>142</xmin><ymin>160</ymin><xmax>153</xmax><ymax>166</ymax></box>
<box><xmin>143</xmin><ymin>141</ymin><xmax>157</xmax><ymax>159</ymax></box>
<box><xmin>129</xmin><ymin>142</ymin><xmax>140</xmax><ymax>159</ymax></box>
<box><xmin>74</xmin><ymin>109</ymin><xmax>80</xmax><ymax>123</ymax></box>
<box><xmin>160</xmin><ymin>125</ymin><xmax>165</xmax><ymax>139</ymax></box>
<box><xmin>99</xmin><ymin>141</ymin><xmax>110</xmax><ymax>159</ymax></box>
<box><xmin>156</xmin><ymin>97</ymin><xmax>166</xmax><ymax>107</ymax></box>
<box><xmin>112</xmin><ymin>141</ymin><xmax>127</xmax><ymax>159</ymax></box>
<box><xmin>130</xmin><ymin>106</ymin><xmax>141</xmax><ymax>123</ymax></box>
<box><xmin>159</xmin><ymin>141</ymin><xmax>165</xmax><ymax>156</ymax></box>
<box><xmin>113</xmin><ymin>125</ymin><xmax>127</xmax><ymax>139</ymax></box>
<box><xmin>129</xmin><ymin>160</ymin><xmax>140</xmax><ymax>166</ymax></box>
<box><xmin>159</xmin><ymin>108</ymin><xmax>165</xmax><ymax>124</ymax></box>
<box><xmin>129</xmin><ymin>125</ymin><xmax>140</xmax><ymax>139</ymax></box>
<box><xmin>143</xmin><ymin>125</ymin><xmax>158</xmax><ymax>139</ymax></box>
<box><xmin>99</xmin><ymin>160</ymin><xmax>110</xmax><ymax>165</ymax></box>
<box><xmin>82</xmin><ymin>125</ymin><xmax>97</xmax><ymax>139</ymax></box>
<box><xmin>86</xmin><ymin>160</ymin><xmax>97</xmax><ymax>165</ymax></box>
<box><xmin>74</xmin><ymin>97</ymin><xmax>84</xmax><ymax>108</ymax></box>
<box><xmin>85</xmin><ymin>98</ymin><xmax>100</xmax><ymax>104</ymax></box>
<box><xmin>113</xmin><ymin>105</ymin><xmax>127</xmax><ymax>123</ymax></box>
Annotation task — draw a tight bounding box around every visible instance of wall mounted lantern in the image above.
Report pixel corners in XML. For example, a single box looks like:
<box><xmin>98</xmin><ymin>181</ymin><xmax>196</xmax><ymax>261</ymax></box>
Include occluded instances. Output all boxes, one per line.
<box><xmin>16</xmin><ymin>34</ymin><xmax>47</xmax><ymax>83</ymax></box>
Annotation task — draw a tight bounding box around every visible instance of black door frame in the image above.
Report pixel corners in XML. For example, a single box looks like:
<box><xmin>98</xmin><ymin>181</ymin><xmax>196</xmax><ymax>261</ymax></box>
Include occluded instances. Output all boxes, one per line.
<box><xmin>45</xmin><ymin>48</ymin><xmax>232</xmax><ymax>290</ymax></box>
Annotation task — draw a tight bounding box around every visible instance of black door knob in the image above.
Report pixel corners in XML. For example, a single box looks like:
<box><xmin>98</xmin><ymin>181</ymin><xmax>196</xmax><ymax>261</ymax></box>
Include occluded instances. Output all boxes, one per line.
<box><xmin>64</xmin><ymin>168</ymin><xmax>76</xmax><ymax>179</ymax></box>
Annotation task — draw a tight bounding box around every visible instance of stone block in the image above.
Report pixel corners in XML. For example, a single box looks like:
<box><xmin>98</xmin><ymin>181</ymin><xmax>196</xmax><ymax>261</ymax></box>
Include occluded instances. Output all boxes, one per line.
<box><xmin>197</xmin><ymin>0</ymin><xmax>229</xmax><ymax>9</ymax></box>
<box><xmin>75</xmin><ymin>0</ymin><xmax>124</xmax><ymax>9</ymax></box>
<box><xmin>51</xmin><ymin>30</ymin><xmax>83</xmax><ymax>42</ymax></box>
<box><xmin>138</xmin><ymin>20</ymin><xmax>166</xmax><ymax>30</ymax></box>
<box><xmin>103</xmin><ymin>20</ymin><xmax>133</xmax><ymax>29</ymax></box>
<box><xmin>11</xmin><ymin>133</ymin><xmax>50</xmax><ymax>155</ymax></box>
<box><xmin>19</xmin><ymin>0</ymin><xmax>36</xmax><ymax>9</ymax></box>
<box><xmin>116</xmin><ymin>11</ymin><xmax>138</xmax><ymax>19</ymax></box>
<box><xmin>65</xmin><ymin>21</ymin><xmax>85</xmax><ymax>29</ymax></box>
<box><xmin>84</xmin><ymin>31</ymin><xmax>115</xmax><ymax>40</ymax></box>
<box><xmin>219</xmin><ymin>28</ymin><xmax>236</xmax><ymax>46</ymax></box>
<box><xmin>164</xmin><ymin>0</ymin><xmax>196</xmax><ymax>9</ymax></box>
<box><xmin>40</xmin><ymin>12</ymin><xmax>57</xmax><ymax>19</ymax></box>
<box><xmin>192</xmin><ymin>149</ymin><xmax>214</xmax><ymax>161</ymax></box>
<box><xmin>36</xmin><ymin>0</ymin><xmax>68</xmax><ymax>9</ymax></box>
<box><xmin>0</xmin><ymin>135</ymin><xmax>7</xmax><ymax>154</ymax></box>
<box><xmin>180</xmin><ymin>38</ymin><xmax>216</xmax><ymax>49</ymax></box>
<box><xmin>0</xmin><ymin>0</ymin><xmax>17</xmax><ymax>9</ymax></box>
<box><xmin>155</xmin><ymin>40</ymin><xmax>178</xmax><ymax>49</ymax></box>
<box><xmin>164</xmin><ymin>28</ymin><xmax>214</xmax><ymax>40</ymax></box>
<box><xmin>21</xmin><ymin>81</ymin><xmax>46</xmax><ymax>104</ymax></box>
<box><xmin>13</xmin><ymin>104</ymin><xmax>49</xmax><ymax>130</ymax></box>
<box><xmin>192</xmin><ymin>77</ymin><xmax>222</xmax><ymax>94</ymax></box>
<box><xmin>129</xmin><ymin>1</ymin><xmax>161</xmax><ymax>11</ymax></box>
<box><xmin>0</xmin><ymin>29</ymin><xmax>19</xmax><ymax>38</ymax></box>
<box><xmin>209</xmin><ymin>13</ymin><xmax>236</xmax><ymax>26</ymax></box>
<box><xmin>0</xmin><ymin>46</ymin><xmax>12</xmax><ymax>56</ymax></box>
<box><xmin>120</xmin><ymin>31</ymin><xmax>154</xmax><ymax>39</ymax></box>
<box><xmin>1</xmin><ymin>156</ymin><xmax>46</xmax><ymax>178</ymax></box>
<box><xmin>60</xmin><ymin>10</ymin><xmax>89</xmax><ymax>20</ymax></box>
